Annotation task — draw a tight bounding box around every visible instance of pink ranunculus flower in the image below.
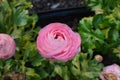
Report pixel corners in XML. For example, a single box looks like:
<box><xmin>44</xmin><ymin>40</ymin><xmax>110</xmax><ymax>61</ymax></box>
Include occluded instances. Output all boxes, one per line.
<box><xmin>37</xmin><ymin>23</ymin><xmax>81</xmax><ymax>62</ymax></box>
<box><xmin>100</xmin><ymin>64</ymin><xmax>120</xmax><ymax>80</ymax></box>
<box><xmin>0</xmin><ymin>34</ymin><xmax>16</xmax><ymax>60</ymax></box>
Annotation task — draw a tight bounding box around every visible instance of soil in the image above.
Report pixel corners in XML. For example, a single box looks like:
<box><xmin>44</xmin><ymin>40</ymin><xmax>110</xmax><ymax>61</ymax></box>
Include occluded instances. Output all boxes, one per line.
<box><xmin>30</xmin><ymin>0</ymin><xmax>85</xmax><ymax>13</ymax></box>
<box><xmin>29</xmin><ymin>0</ymin><xmax>93</xmax><ymax>32</ymax></box>
<box><xmin>3</xmin><ymin>72</ymin><xmax>25</xmax><ymax>80</ymax></box>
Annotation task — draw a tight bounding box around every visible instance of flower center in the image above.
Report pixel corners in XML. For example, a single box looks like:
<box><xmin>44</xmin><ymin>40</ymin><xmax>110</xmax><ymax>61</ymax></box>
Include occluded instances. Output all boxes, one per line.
<box><xmin>54</xmin><ymin>33</ymin><xmax>65</xmax><ymax>40</ymax></box>
<box><xmin>54</xmin><ymin>34</ymin><xmax>59</xmax><ymax>39</ymax></box>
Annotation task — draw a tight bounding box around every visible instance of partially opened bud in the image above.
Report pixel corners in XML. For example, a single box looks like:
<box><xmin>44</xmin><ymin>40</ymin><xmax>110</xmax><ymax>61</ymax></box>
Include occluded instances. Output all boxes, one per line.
<box><xmin>95</xmin><ymin>55</ymin><xmax>103</xmax><ymax>62</ymax></box>
<box><xmin>0</xmin><ymin>34</ymin><xmax>16</xmax><ymax>60</ymax></box>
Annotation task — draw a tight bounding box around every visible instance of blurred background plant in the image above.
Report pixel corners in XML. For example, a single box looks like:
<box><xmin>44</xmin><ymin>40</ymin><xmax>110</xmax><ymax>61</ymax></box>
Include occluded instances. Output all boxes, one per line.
<box><xmin>0</xmin><ymin>0</ymin><xmax>120</xmax><ymax>80</ymax></box>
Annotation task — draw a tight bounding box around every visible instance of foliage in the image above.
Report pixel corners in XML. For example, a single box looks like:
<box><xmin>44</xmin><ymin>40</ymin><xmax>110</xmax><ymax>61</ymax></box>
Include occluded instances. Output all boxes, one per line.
<box><xmin>66</xmin><ymin>53</ymin><xmax>103</xmax><ymax>80</ymax></box>
<box><xmin>0</xmin><ymin>0</ymin><xmax>39</xmax><ymax>79</ymax></box>
<box><xmin>26</xmin><ymin>53</ymin><xmax>103</xmax><ymax>80</ymax></box>
<box><xmin>85</xmin><ymin>0</ymin><xmax>120</xmax><ymax>14</ymax></box>
<box><xmin>79</xmin><ymin>0</ymin><xmax>120</xmax><ymax>63</ymax></box>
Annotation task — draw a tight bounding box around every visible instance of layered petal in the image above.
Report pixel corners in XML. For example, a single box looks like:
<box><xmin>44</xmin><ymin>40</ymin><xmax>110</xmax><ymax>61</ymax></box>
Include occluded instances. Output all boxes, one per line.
<box><xmin>37</xmin><ymin>22</ymin><xmax>81</xmax><ymax>62</ymax></box>
<box><xmin>0</xmin><ymin>34</ymin><xmax>16</xmax><ymax>60</ymax></box>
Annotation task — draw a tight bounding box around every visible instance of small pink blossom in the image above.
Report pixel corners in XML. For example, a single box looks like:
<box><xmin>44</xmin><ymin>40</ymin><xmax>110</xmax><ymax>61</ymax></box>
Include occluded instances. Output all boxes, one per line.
<box><xmin>100</xmin><ymin>64</ymin><xmax>120</xmax><ymax>80</ymax></box>
<box><xmin>0</xmin><ymin>34</ymin><xmax>16</xmax><ymax>60</ymax></box>
<box><xmin>37</xmin><ymin>23</ymin><xmax>81</xmax><ymax>62</ymax></box>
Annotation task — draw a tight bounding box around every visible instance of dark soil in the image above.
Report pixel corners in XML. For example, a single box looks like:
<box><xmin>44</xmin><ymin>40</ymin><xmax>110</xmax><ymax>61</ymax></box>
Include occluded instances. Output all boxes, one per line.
<box><xmin>30</xmin><ymin>0</ymin><xmax>85</xmax><ymax>13</ymax></box>
<box><xmin>3</xmin><ymin>72</ymin><xmax>25</xmax><ymax>80</ymax></box>
<box><xmin>29</xmin><ymin>0</ymin><xmax>93</xmax><ymax>32</ymax></box>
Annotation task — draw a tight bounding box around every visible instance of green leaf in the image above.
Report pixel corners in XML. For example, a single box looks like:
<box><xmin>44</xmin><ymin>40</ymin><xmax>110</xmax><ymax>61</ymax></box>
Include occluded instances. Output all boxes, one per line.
<box><xmin>70</xmin><ymin>53</ymin><xmax>103</xmax><ymax>79</ymax></box>
<box><xmin>93</xmin><ymin>14</ymin><xmax>103</xmax><ymax>28</ymax></box>
<box><xmin>116</xmin><ymin>53</ymin><xmax>120</xmax><ymax>59</ymax></box>
<box><xmin>109</xmin><ymin>29</ymin><xmax>119</xmax><ymax>41</ymax></box>
<box><xmin>11</xmin><ymin>0</ymin><xmax>33</xmax><ymax>9</ymax></box>
<box><xmin>4</xmin><ymin>59</ymin><xmax>15</xmax><ymax>72</ymax></box>
<box><xmin>62</xmin><ymin>66</ymin><xmax>69</xmax><ymax>80</ymax></box>
<box><xmin>72</xmin><ymin>53</ymin><xmax>80</xmax><ymax>70</ymax></box>
<box><xmin>55</xmin><ymin>65</ymin><xmax>70</xmax><ymax>80</ymax></box>
<box><xmin>86</xmin><ymin>0</ymin><xmax>102</xmax><ymax>11</ymax></box>
<box><xmin>113</xmin><ymin>7</ymin><xmax>120</xmax><ymax>20</ymax></box>
<box><xmin>0</xmin><ymin>60</ymin><xmax>3</xmax><ymax>69</ymax></box>
<box><xmin>37</xmin><ymin>69</ymin><xmax>49</xmax><ymax>79</ymax></box>
<box><xmin>71</xmin><ymin>54</ymin><xmax>81</xmax><ymax>77</ymax></box>
<box><xmin>11</xmin><ymin>29</ymin><xmax>22</xmax><ymax>39</ymax></box>
<box><xmin>79</xmin><ymin>17</ymin><xmax>93</xmax><ymax>33</ymax></box>
<box><xmin>14</xmin><ymin>9</ymin><xmax>28</xmax><ymax>26</ymax></box>
<box><xmin>78</xmin><ymin>17</ymin><xmax>104</xmax><ymax>52</ymax></box>
<box><xmin>54</xmin><ymin>65</ymin><xmax>63</xmax><ymax>77</ymax></box>
<box><xmin>94</xmin><ymin>29</ymin><xmax>104</xmax><ymax>43</ymax></box>
<box><xmin>31</xmin><ymin>54</ymin><xmax>43</xmax><ymax>67</ymax></box>
<box><xmin>26</xmin><ymin>68</ymin><xmax>40</xmax><ymax>78</ymax></box>
<box><xmin>0</xmin><ymin>60</ymin><xmax>3</xmax><ymax>76</ymax></box>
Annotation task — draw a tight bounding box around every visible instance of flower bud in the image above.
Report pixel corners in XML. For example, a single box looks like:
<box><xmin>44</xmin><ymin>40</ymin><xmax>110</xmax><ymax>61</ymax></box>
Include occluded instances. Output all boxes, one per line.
<box><xmin>95</xmin><ymin>55</ymin><xmax>103</xmax><ymax>62</ymax></box>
